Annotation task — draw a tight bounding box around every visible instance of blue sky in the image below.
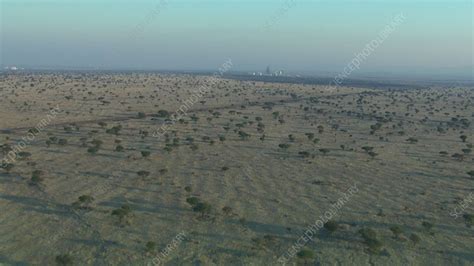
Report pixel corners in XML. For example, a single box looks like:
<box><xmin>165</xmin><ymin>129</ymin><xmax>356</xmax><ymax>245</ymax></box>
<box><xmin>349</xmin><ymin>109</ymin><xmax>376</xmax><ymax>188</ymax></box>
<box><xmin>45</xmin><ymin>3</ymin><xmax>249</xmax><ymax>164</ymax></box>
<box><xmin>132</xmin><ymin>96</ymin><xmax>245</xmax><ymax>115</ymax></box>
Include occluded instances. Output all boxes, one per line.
<box><xmin>0</xmin><ymin>0</ymin><xmax>472</xmax><ymax>77</ymax></box>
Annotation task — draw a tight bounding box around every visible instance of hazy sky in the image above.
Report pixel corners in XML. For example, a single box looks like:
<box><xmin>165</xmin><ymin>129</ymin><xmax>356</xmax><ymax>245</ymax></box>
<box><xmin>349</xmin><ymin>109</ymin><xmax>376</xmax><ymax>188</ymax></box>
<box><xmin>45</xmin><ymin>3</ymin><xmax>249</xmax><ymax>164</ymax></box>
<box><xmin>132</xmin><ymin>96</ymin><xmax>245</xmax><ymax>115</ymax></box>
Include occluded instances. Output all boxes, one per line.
<box><xmin>1</xmin><ymin>0</ymin><xmax>472</xmax><ymax>77</ymax></box>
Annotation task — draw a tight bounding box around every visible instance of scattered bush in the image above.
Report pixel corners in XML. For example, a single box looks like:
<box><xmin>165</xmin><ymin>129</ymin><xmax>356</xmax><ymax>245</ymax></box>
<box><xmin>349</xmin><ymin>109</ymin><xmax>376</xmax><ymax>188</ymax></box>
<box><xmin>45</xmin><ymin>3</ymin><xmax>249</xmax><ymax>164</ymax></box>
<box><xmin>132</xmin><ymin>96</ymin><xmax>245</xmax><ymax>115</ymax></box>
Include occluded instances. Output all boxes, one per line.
<box><xmin>410</xmin><ymin>233</ymin><xmax>421</xmax><ymax>245</ymax></box>
<box><xmin>359</xmin><ymin>228</ymin><xmax>383</xmax><ymax>254</ymax></box>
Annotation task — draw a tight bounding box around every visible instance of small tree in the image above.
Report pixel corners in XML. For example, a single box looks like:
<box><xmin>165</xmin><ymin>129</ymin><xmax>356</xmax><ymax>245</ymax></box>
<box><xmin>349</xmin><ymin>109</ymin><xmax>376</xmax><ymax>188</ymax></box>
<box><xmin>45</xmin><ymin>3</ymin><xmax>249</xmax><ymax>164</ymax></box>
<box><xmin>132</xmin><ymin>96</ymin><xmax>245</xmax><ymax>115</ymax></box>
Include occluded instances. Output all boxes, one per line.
<box><xmin>460</xmin><ymin>135</ymin><xmax>467</xmax><ymax>142</ymax></box>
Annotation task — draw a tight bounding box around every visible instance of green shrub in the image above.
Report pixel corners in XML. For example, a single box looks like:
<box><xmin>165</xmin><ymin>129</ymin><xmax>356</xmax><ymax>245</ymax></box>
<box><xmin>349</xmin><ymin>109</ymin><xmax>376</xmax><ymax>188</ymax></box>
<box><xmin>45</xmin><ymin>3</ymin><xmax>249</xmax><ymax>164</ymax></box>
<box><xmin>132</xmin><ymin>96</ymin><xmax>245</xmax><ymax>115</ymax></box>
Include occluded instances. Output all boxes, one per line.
<box><xmin>186</xmin><ymin>197</ymin><xmax>199</xmax><ymax>206</ymax></box>
<box><xmin>106</xmin><ymin>125</ymin><xmax>122</xmax><ymax>135</ymax></box>
<box><xmin>278</xmin><ymin>143</ymin><xmax>290</xmax><ymax>150</ymax></box>
<box><xmin>1</xmin><ymin>163</ymin><xmax>14</xmax><ymax>173</ymax></box>
<box><xmin>422</xmin><ymin>221</ymin><xmax>434</xmax><ymax>231</ymax></box>
<box><xmin>463</xmin><ymin>214</ymin><xmax>474</xmax><ymax>227</ymax></box>
<box><xmin>111</xmin><ymin>205</ymin><xmax>132</xmax><ymax>224</ymax></box>
<box><xmin>305</xmin><ymin>133</ymin><xmax>315</xmax><ymax>140</ymax></box>
<box><xmin>31</xmin><ymin>170</ymin><xmax>44</xmax><ymax>183</ymax></box>
<box><xmin>55</xmin><ymin>254</ymin><xmax>73</xmax><ymax>265</ymax></box>
<box><xmin>87</xmin><ymin>147</ymin><xmax>99</xmax><ymax>154</ymax></box>
<box><xmin>222</xmin><ymin>206</ymin><xmax>233</xmax><ymax>216</ymax></box>
<box><xmin>296</xmin><ymin>248</ymin><xmax>315</xmax><ymax>260</ymax></box>
<box><xmin>467</xmin><ymin>171</ymin><xmax>474</xmax><ymax>178</ymax></box>
<box><xmin>145</xmin><ymin>241</ymin><xmax>156</xmax><ymax>252</ymax></box>
<box><xmin>91</xmin><ymin>139</ymin><xmax>102</xmax><ymax>146</ymax></box>
<box><xmin>410</xmin><ymin>233</ymin><xmax>421</xmax><ymax>245</ymax></box>
<box><xmin>18</xmin><ymin>152</ymin><xmax>32</xmax><ymax>159</ymax></box>
<box><xmin>137</xmin><ymin>171</ymin><xmax>150</xmax><ymax>177</ymax></box>
<box><xmin>324</xmin><ymin>220</ymin><xmax>338</xmax><ymax>233</ymax></box>
<box><xmin>319</xmin><ymin>148</ymin><xmax>330</xmax><ymax>155</ymax></box>
<box><xmin>73</xmin><ymin>195</ymin><xmax>94</xmax><ymax>209</ymax></box>
<box><xmin>389</xmin><ymin>226</ymin><xmax>403</xmax><ymax>238</ymax></box>
<box><xmin>359</xmin><ymin>228</ymin><xmax>383</xmax><ymax>254</ymax></box>
<box><xmin>137</xmin><ymin>112</ymin><xmax>146</xmax><ymax>119</ymax></box>
<box><xmin>193</xmin><ymin>202</ymin><xmax>212</xmax><ymax>217</ymax></box>
<box><xmin>238</xmin><ymin>131</ymin><xmax>250</xmax><ymax>140</ymax></box>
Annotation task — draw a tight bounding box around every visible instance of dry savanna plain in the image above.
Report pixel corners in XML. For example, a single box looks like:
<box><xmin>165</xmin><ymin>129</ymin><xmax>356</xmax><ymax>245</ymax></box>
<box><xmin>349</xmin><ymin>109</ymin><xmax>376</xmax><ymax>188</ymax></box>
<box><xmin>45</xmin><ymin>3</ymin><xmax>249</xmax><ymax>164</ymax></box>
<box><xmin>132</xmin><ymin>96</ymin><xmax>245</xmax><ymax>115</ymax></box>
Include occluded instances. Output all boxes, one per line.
<box><xmin>0</xmin><ymin>73</ymin><xmax>473</xmax><ymax>266</ymax></box>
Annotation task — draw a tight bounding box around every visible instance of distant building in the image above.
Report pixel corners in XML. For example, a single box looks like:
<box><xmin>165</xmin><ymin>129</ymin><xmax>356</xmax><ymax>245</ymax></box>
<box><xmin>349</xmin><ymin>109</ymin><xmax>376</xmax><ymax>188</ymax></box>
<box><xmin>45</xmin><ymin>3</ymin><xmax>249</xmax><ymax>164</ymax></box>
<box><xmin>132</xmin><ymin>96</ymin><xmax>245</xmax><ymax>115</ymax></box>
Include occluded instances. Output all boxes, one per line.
<box><xmin>265</xmin><ymin>66</ymin><xmax>271</xmax><ymax>75</ymax></box>
<box><xmin>4</xmin><ymin>66</ymin><xmax>19</xmax><ymax>71</ymax></box>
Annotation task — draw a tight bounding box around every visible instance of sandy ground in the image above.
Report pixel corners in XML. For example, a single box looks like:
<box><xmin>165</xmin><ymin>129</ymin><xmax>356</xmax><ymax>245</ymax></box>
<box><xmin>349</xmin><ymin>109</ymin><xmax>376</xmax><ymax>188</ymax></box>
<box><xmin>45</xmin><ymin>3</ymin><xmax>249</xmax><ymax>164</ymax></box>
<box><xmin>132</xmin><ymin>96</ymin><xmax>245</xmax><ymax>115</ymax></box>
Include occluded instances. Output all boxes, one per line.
<box><xmin>0</xmin><ymin>73</ymin><xmax>473</xmax><ymax>265</ymax></box>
